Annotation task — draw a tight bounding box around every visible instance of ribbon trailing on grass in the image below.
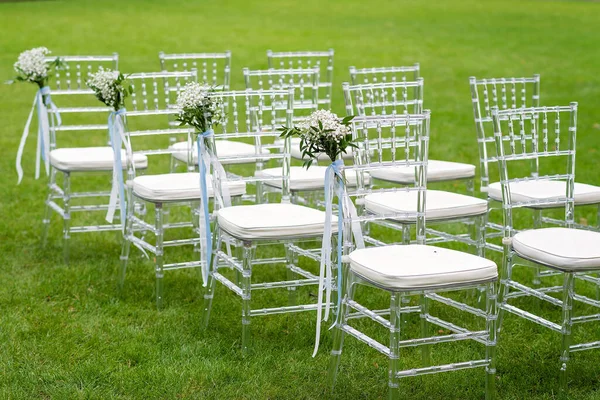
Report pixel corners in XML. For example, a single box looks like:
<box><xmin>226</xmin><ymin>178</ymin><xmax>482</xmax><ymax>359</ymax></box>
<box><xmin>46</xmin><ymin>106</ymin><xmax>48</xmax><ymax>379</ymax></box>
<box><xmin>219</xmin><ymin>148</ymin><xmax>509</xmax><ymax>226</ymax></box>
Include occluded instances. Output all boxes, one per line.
<box><xmin>105</xmin><ymin>109</ymin><xmax>130</xmax><ymax>230</ymax></box>
<box><xmin>15</xmin><ymin>86</ymin><xmax>61</xmax><ymax>183</ymax></box>
<box><xmin>313</xmin><ymin>159</ymin><xmax>365</xmax><ymax>357</ymax></box>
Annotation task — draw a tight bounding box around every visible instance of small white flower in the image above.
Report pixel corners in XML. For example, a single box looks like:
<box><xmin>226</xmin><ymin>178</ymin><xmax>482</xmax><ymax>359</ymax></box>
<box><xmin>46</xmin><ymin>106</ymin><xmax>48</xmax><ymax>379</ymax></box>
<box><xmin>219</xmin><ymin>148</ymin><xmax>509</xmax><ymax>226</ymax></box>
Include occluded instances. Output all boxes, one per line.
<box><xmin>14</xmin><ymin>47</ymin><xmax>52</xmax><ymax>83</ymax></box>
<box><xmin>299</xmin><ymin>109</ymin><xmax>350</xmax><ymax>144</ymax></box>
<box><xmin>176</xmin><ymin>82</ymin><xmax>224</xmax><ymax>129</ymax></box>
<box><xmin>87</xmin><ymin>67</ymin><xmax>123</xmax><ymax>109</ymax></box>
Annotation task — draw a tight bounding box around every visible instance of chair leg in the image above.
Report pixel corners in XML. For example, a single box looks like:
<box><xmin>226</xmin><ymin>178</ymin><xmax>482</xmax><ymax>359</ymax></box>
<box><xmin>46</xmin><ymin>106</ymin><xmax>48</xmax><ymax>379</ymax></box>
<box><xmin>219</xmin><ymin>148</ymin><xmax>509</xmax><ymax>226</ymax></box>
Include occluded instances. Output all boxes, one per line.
<box><xmin>485</xmin><ymin>281</ymin><xmax>497</xmax><ymax>400</ymax></box>
<box><xmin>118</xmin><ymin>198</ymin><xmax>136</xmax><ymax>292</ymax></box>
<box><xmin>155</xmin><ymin>203</ymin><xmax>165</xmax><ymax>309</ymax></box>
<box><xmin>328</xmin><ymin>271</ymin><xmax>355</xmax><ymax>391</ymax></box>
<box><xmin>401</xmin><ymin>226</ymin><xmax>411</xmax><ymax>305</ymax></box>
<box><xmin>388</xmin><ymin>292</ymin><xmax>401</xmax><ymax>400</ymax></box>
<box><xmin>466</xmin><ymin>177</ymin><xmax>475</xmax><ymax>197</ymax></box>
<box><xmin>475</xmin><ymin>215</ymin><xmax>487</xmax><ymax>309</ymax></box>
<box><xmin>241</xmin><ymin>241</ymin><xmax>255</xmax><ymax>355</ymax></box>
<box><xmin>419</xmin><ymin>294</ymin><xmax>430</xmax><ymax>367</ymax></box>
<box><xmin>496</xmin><ymin>248</ymin><xmax>513</xmax><ymax>335</ymax></box>
<box><xmin>202</xmin><ymin>227</ymin><xmax>221</xmax><ymax>329</ymax></box>
<box><xmin>532</xmin><ymin>209</ymin><xmax>542</xmax><ymax>286</ymax></box>
<box><xmin>41</xmin><ymin>167</ymin><xmax>56</xmax><ymax>247</ymax></box>
<box><xmin>559</xmin><ymin>273</ymin><xmax>574</xmax><ymax>399</ymax></box>
<box><xmin>285</xmin><ymin>243</ymin><xmax>297</xmax><ymax>306</ymax></box>
<box><xmin>62</xmin><ymin>172</ymin><xmax>71</xmax><ymax>264</ymax></box>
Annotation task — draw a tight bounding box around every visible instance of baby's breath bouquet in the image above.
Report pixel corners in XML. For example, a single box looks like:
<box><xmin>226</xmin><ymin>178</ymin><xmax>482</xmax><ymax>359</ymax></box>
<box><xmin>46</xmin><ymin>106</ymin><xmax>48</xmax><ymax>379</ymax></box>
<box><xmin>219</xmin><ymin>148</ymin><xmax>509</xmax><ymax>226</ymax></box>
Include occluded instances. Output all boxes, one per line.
<box><xmin>10</xmin><ymin>47</ymin><xmax>62</xmax><ymax>91</ymax></box>
<box><xmin>87</xmin><ymin>67</ymin><xmax>132</xmax><ymax>112</ymax></box>
<box><xmin>279</xmin><ymin>110</ymin><xmax>356</xmax><ymax>168</ymax></box>
<box><xmin>175</xmin><ymin>82</ymin><xmax>224</xmax><ymax>138</ymax></box>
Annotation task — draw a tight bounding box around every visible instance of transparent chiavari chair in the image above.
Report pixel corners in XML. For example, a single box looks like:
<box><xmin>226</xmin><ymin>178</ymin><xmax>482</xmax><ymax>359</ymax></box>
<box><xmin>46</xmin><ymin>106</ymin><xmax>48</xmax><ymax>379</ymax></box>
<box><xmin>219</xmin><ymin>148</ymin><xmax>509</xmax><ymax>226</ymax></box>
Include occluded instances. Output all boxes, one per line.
<box><xmin>344</xmin><ymin>79</ymin><xmax>477</xmax><ymax>194</ymax></box>
<box><xmin>40</xmin><ymin>54</ymin><xmax>145</xmax><ymax>262</ymax></box>
<box><xmin>267</xmin><ymin>49</ymin><xmax>333</xmax><ymax>109</ymax></box>
<box><xmin>329</xmin><ymin>113</ymin><xmax>498</xmax><ymax>400</ymax></box>
<box><xmin>492</xmin><ymin>104</ymin><xmax>600</xmax><ymax>398</ymax></box>
<box><xmin>117</xmin><ymin>71</ymin><xmax>247</xmax><ymax>309</ymax></box>
<box><xmin>349</xmin><ymin>63</ymin><xmax>420</xmax><ymax>85</ymax></box>
<box><xmin>470</xmin><ymin>76</ymin><xmax>600</xmax><ymax>256</ymax></box>
<box><xmin>159</xmin><ymin>51</ymin><xmax>232</xmax><ymax>90</ymax></box>
<box><xmin>201</xmin><ymin>89</ymin><xmax>345</xmax><ymax>354</ymax></box>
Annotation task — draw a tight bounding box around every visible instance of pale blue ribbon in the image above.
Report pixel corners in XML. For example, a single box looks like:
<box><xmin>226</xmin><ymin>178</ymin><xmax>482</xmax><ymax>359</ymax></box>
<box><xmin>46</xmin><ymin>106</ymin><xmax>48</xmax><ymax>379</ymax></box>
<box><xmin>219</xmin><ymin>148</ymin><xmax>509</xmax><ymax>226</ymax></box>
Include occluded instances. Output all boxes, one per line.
<box><xmin>106</xmin><ymin>108</ymin><xmax>128</xmax><ymax>230</ymax></box>
<box><xmin>15</xmin><ymin>86</ymin><xmax>61</xmax><ymax>183</ymax></box>
<box><xmin>198</xmin><ymin>130</ymin><xmax>214</xmax><ymax>287</ymax></box>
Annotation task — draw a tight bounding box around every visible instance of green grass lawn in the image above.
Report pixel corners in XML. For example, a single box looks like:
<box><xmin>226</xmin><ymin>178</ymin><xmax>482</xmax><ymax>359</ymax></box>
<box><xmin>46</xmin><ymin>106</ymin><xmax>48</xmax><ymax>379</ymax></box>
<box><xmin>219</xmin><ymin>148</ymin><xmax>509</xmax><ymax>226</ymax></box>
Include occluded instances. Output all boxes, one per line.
<box><xmin>2</xmin><ymin>0</ymin><xmax>600</xmax><ymax>398</ymax></box>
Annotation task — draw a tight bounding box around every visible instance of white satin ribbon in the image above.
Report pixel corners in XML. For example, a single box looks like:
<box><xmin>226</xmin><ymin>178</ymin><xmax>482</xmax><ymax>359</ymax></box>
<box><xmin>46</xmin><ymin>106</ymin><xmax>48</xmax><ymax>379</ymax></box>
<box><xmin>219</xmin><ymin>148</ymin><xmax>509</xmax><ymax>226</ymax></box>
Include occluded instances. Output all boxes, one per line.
<box><xmin>106</xmin><ymin>109</ymin><xmax>131</xmax><ymax>230</ymax></box>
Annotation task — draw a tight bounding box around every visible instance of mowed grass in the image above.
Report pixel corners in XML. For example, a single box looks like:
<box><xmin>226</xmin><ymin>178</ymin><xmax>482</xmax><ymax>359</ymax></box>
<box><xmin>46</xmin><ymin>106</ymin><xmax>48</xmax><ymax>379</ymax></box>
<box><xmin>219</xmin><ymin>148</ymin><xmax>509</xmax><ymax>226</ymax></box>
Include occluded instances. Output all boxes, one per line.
<box><xmin>1</xmin><ymin>0</ymin><xmax>600</xmax><ymax>398</ymax></box>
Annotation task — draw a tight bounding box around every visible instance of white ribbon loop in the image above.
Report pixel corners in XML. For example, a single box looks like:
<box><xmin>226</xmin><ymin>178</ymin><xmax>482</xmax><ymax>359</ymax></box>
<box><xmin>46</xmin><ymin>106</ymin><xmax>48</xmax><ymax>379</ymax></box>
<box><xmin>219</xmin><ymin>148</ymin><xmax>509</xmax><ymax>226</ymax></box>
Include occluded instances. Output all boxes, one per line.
<box><xmin>106</xmin><ymin>109</ymin><xmax>129</xmax><ymax>230</ymax></box>
<box><xmin>16</xmin><ymin>86</ymin><xmax>59</xmax><ymax>184</ymax></box>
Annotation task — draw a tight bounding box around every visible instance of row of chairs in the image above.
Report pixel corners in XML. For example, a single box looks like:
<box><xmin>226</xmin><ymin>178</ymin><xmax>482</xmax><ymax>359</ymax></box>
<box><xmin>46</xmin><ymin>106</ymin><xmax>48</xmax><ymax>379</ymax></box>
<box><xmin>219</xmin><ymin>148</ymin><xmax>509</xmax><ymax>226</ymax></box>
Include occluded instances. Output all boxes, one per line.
<box><xmin>16</xmin><ymin>50</ymin><xmax>600</xmax><ymax>398</ymax></box>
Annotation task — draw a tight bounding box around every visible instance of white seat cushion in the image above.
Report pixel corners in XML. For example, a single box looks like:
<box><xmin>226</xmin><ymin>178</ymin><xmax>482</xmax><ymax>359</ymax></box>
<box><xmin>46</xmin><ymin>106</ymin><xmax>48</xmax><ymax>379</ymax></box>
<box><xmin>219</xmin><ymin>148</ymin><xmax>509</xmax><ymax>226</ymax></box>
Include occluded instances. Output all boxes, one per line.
<box><xmin>217</xmin><ymin>203</ymin><xmax>337</xmax><ymax>240</ymax></box>
<box><xmin>132</xmin><ymin>172</ymin><xmax>246</xmax><ymax>202</ymax></box>
<box><xmin>365</xmin><ymin>190</ymin><xmax>487</xmax><ymax>222</ymax></box>
<box><xmin>276</xmin><ymin>138</ymin><xmax>355</xmax><ymax>161</ymax></box>
<box><xmin>512</xmin><ymin>228</ymin><xmax>600</xmax><ymax>271</ymax></box>
<box><xmin>349</xmin><ymin>244</ymin><xmax>497</xmax><ymax>289</ymax></box>
<box><xmin>257</xmin><ymin>166</ymin><xmax>370</xmax><ymax>191</ymax></box>
<box><xmin>488</xmin><ymin>180</ymin><xmax>600</xmax><ymax>207</ymax></box>
<box><xmin>170</xmin><ymin>140</ymin><xmax>271</xmax><ymax>165</ymax></box>
<box><xmin>370</xmin><ymin>160</ymin><xmax>475</xmax><ymax>184</ymax></box>
<box><xmin>50</xmin><ymin>147</ymin><xmax>148</xmax><ymax>172</ymax></box>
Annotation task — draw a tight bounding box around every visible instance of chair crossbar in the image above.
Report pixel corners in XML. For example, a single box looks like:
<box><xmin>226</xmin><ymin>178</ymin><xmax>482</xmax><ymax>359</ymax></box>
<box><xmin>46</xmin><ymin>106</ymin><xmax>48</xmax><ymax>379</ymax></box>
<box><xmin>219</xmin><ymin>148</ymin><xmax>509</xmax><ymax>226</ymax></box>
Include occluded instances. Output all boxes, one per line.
<box><xmin>213</xmin><ymin>272</ymin><xmax>244</xmax><ymax>297</ymax></box>
<box><xmin>164</xmin><ymin>261</ymin><xmax>204</xmax><ymax>271</ymax></box>
<box><xmin>570</xmin><ymin>341</ymin><xmax>600</xmax><ymax>352</ymax></box>
<box><xmin>505</xmin><ymin>285</ymin><xmax>562</xmax><ymax>300</ymax></box>
<box><xmin>340</xmin><ymin>324</ymin><xmax>390</xmax><ymax>356</ymax></box>
<box><xmin>425</xmin><ymin>315</ymin><xmax>488</xmax><ymax>346</ymax></box>
<box><xmin>572</xmin><ymin>314</ymin><xmax>600</xmax><ymax>324</ymax></box>
<box><xmin>54</xmin><ymin>124</ymin><xmax>108</xmax><ymax>132</ymax></box>
<box><xmin>47</xmin><ymin>201</ymin><xmax>66</xmax><ymax>218</ymax></box>
<box><xmin>398</xmin><ymin>331</ymin><xmax>488</xmax><ymax>348</ymax></box>
<box><xmin>250</xmin><ymin>303</ymin><xmax>334</xmax><ymax>317</ymax></box>
<box><xmin>287</xmin><ymin>243</ymin><xmax>321</xmax><ymax>262</ymax></box>
<box><xmin>396</xmin><ymin>359</ymin><xmax>489</xmax><ymax>378</ymax></box>
<box><xmin>499</xmin><ymin>303</ymin><xmax>562</xmax><ymax>332</ymax></box>
<box><xmin>573</xmin><ymin>293</ymin><xmax>600</xmax><ymax>308</ymax></box>
<box><xmin>347</xmin><ymin>299</ymin><xmax>392</xmax><ymax>328</ymax></box>
<box><xmin>251</xmin><ymin>278</ymin><xmax>319</xmax><ymax>290</ymax></box>
<box><xmin>163</xmin><ymin>238</ymin><xmax>200</xmax><ymax>247</ymax></box>
<box><xmin>126</xmin><ymin>235</ymin><xmax>156</xmax><ymax>255</ymax></box>
<box><xmin>70</xmin><ymin>224</ymin><xmax>121</xmax><ymax>233</ymax></box>
<box><xmin>504</xmin><ymin>280</ymin><xmax>563</xmax><ymax>307</ymax></box>
<box><xmin>426</xmin><ymin>294</ymin><xmax>487</xmax><ymax>318</ymax></box>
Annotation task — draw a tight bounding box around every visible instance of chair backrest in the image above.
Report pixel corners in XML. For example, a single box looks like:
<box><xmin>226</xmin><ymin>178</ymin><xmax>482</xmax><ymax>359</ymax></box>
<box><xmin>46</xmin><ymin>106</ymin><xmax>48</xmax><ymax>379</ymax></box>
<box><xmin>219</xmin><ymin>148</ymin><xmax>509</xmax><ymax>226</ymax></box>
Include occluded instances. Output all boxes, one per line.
<box><xmin>343</xmin><ymin>79</ymin><xmax>424</xmax><ymax>118</ymax></box>
<box><xmin>491</xmin><ymin>103</ymin><xmax>577</xmax><ymax>231</ymax></box>
<box><xmin>45</xmin><ymin>54</ymin><xmax>119</xmax><ymax>150</ymax></box>
<box><xmin>207</xmin><ymin>89</ymin><xmax>295</xmax><ymax>203</ymax></box>
<box><xmin>159</xmin><ymin>51</ymin><xmax>231</xmax><ymax>90</ymax></box>
<box><xmin>267</xmin><ymin>49</ymin><xmax>333</xmax><ymax>108</ymax></box>
<box><xmin>469</xmin><ymin>75</ymin><xmax>541</xmax><ymax>191</ymax></box>
<box><xmin>122</xmin><ymin>70</ymin><xmax>198</xmax><ymax>172</ymax></box>
<box><xmin>347</xmin><ymin>113</ymin><xmax>430</xmax><ymax>245</ymax></box>
<box><xmin>349</xmin><ymin>64</ymin><xmax>420</xmax><ymax>85</ymax></box>
<box><xmin>243</xmin><ymin>67</ymin><xmax>319</xmax><ymax>122</ymax></box>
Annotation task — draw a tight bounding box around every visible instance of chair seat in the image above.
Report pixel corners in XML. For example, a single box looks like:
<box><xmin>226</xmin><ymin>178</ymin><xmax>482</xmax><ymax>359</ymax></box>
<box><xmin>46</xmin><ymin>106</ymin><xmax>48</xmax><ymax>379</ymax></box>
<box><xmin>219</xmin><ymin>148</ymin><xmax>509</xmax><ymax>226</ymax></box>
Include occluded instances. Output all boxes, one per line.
<box><xmin>349</xmin><ymin>244</ymin><xmax>497</xmax><ymax>290</ymax></box>
<box><xmin>488</xmin><ymin>180</ymin><xmax>600</xmax><ymax>207</ymax></box>
<box><xmin>217</xmin><ymin>203</ymin><xmax>337</xmax><ymax>240</ymax></box>
<box><xmin>365</xmin><ymin>190</ymin><xmax>487</xmax><ymax>222</ymax></box>
<box><xmin>276</xmin><ymin>138</ymin><xmax>355</xmax><ymax>161</ymax></box>
<box><xmin>370</xmin><ymin>160</ymin><xmax>475</xmax><ymax>184</ymax></box>
<box><xmin>50</xmin><ymin>147</ymin><xmax>148</xmax><ymax>172</ymax></box>
<box><xmin>170</xmin><ymin>140</ymin><xmax>271</xmax><ymax>165</ymax></box>
<box><xmin>512</xmin><ymin>228</ymin><xmax>600</xmax><ymax>271</ymax></box>
<box><xmin>257</xmin><ymin>166</ymin><xmax>370</xmax><ymax>191</ymax></box>
<box><xmin>132</xmin><ymin>172</ymin><xmax>246</xmax><ymax>202</ymax></box>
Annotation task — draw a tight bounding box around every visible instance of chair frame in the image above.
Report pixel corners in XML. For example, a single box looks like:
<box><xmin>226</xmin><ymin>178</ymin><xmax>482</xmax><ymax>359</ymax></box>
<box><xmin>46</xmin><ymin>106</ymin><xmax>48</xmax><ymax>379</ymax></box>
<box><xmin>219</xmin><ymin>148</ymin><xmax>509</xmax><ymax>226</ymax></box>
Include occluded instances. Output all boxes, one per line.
<box><xmin>349</xmin><ymin>63</ymin><xmax>420</xmax><ymax>85</ymax></box>
<box><xmin>329</xmin><ymin>113</ymin><xmax>497</xmax><ymax>400</ymax></box>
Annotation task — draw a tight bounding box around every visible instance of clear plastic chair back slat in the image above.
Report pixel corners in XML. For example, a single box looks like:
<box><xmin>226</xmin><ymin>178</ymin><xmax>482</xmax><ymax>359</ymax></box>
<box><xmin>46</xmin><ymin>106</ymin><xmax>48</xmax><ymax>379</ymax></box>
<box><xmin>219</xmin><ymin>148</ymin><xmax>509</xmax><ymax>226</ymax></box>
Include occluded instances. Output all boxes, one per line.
<box><xmin>159</xmin><ymin>51</ymin><xmax>232</xmax><ymax>90</ymax></box>
<box><xmin>46</xmin><ymin>54</ymin><xmax>119</xmax><ymax>92</ymax></box>
<box><xmin>349</xmin><ymin>63</ymin><xmax>420</xmax><ymax>85</ymax></box>
<box><xmin>343</xmin><ymin>79</ymin><xmax>424</xmax><ymax>118</ymax></box>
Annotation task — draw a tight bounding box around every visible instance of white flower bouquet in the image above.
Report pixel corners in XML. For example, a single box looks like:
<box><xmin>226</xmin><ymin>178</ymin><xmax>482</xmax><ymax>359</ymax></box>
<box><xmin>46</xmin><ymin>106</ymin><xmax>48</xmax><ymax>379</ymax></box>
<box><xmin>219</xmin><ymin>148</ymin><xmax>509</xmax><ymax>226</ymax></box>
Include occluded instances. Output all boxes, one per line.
<box><xmin>175</xmin><ymin>82</ymin><xmax>224</xmax><ymax>134</ymax></box>
<box><xmin>87</xmin><ymin>67</ymin><xmax>132</xmax><ymax>112</ymax></box>
<box><xmin>10</xmin><ymin>47</ymin><xmax>62</xmax><ymax>90</ymax></box>
<box><xmin>279</xmin><ymin>109</ymin><xmax>356</xmax><ymax>168</ymax></box>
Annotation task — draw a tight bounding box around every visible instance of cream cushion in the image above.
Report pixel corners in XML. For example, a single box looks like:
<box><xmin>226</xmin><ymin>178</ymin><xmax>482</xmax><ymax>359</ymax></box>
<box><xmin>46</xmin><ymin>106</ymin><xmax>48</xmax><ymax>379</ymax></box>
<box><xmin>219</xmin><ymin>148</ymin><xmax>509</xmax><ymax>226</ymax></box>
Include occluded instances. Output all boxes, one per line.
<box><xmin>488</xmin><ymin>180</ymin><xmax>600</xmax><ymax>207</ymax></box>
<box><xmin>349</xmin><ymin>244</ymin><xmax>497</xmax><ymax>289</ymax></box>
<box><xmin>512</xmin><ymin>228</ymin><xmax>600</xmax><ymax>271</ymax></box>
<box><xmin>370</xmin><ymin>160</ymin><xmax>475</xmax><ymax>184</ymax></box>
<box><xmin>170</xmin><ymin>140</ymin><xmax>271</xmax><ymax>165</ymax></box>
<box><xmin>217</xmin><ymin>203</ymin><xmax>337</xmax><ymax>240</ymax></box>
<box><xmin>50</xmin><ymin>147</ymin><xmax>148</xmax><ymax>172</ymax></box>
<box><xmin>132</xmin><ymin>172</ymin><xmax>246</xmax><ymax>202</ymax></box>
<box><xmin>257</xmin><ymin>166</ymin><xmax>370</xmax><ymax>191</ymax></box>
<box><xmin>365</xmin><ymin>190</ymin><xmax>487</xmax><ymax>222</ymax></box>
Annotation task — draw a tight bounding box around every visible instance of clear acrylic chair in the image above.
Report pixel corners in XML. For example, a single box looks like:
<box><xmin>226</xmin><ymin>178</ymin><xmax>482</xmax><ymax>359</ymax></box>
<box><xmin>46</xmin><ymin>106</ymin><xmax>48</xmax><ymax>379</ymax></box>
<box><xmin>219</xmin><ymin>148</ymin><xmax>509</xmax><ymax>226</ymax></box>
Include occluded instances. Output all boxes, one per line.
<box><xmin>492</xmin><ymin>103</ymin><xmax>600</xmax><ymax>398</ymax></box>
<box><xmin>40</xmin><ymin>54</ymin><xmax>146</xmax><ymax>262</ymax></box>
<box><xmin>267</xmin><ymin>49</ymin><xmax>333</xmax><ymax>109</ymax></box>
<box><xmin>201</xmin><ymin>88</ymin><xmax>343</xmax><ymax>354</ymax></box>
<box><xmin>117</xmin><ymin>71</ymin><xmax>247</xmax><ymax>309</ymax></box>
<box><xmin>344</xmin><ymin>80</ymin><xmax>477</xmax><ymax>195</ymax></box>
<box><xmin>469</xmin><ymin>75</ymin><xmax>600</xmax><ymax>255</ymax></box>
<box><xmin>159</xmin><ymin>51</ymin><xmax>232</xmax><ymax>90</ymax></box>
<box><xmin>329</xmin><ymin>113</ymin><xmax>498</xmax><ymax>399</ymax></box>
<box><xmin>349</xmin><ymin>63</ymin><xmax>420</xmax><ymax>85</ymax></box>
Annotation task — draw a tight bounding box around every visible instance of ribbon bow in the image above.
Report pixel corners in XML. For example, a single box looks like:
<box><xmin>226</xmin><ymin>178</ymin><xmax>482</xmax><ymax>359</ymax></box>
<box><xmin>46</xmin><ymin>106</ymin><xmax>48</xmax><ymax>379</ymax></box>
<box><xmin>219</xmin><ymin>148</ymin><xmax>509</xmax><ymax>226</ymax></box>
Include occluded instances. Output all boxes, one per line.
<box><xmin>106</xmin><ymin>109</ymin><xmax>130</xmax><ymax>230</ymax></box>
<box><xmin>15</xmin><ymin>86</ymin><xmax>61</xmax><ymax>184</ymax></box>
<box><xmin>313</xmin><ymin>159</ymin><xmax>365</xmax><ymax>357</ymax></box>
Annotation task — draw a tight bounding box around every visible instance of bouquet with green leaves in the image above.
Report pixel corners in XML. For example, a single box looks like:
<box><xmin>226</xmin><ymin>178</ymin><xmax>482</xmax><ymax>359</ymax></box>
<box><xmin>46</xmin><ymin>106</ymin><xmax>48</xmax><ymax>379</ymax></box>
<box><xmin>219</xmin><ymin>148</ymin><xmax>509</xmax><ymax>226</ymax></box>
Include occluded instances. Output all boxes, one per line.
<box><xmin>9</xmin><ymin>47</ymin><xmax>62</xmax><ymax>90</ymax></box>
<box><xmin>175</xmin><ymin>82</ymin><xmax>224</xmax><ymax>135</ymax></box>
<box><xmin>87</xmin><ymin>67</ymin><xmax>132</xmax><ymax>112</ymax></box>
<box><xmin>279</xmin><ymin>110</ymin><xmax>356</xmax><ymax>168</ymax></box>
